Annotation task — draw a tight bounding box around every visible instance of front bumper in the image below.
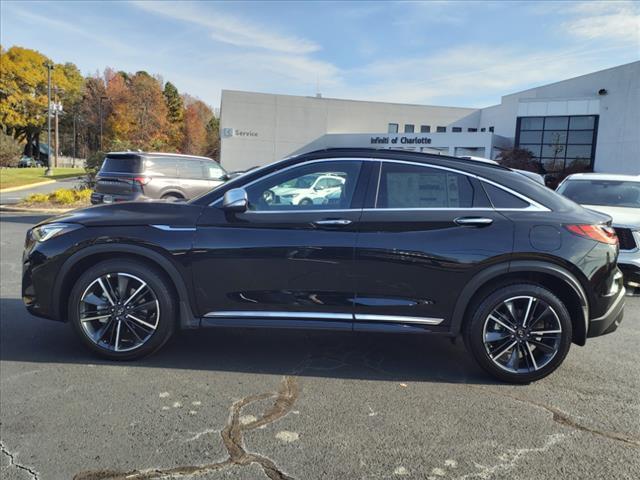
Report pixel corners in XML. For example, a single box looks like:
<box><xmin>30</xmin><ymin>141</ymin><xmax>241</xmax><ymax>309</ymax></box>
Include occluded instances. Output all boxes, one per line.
<box><xmin>587</xmin><ymin>286</ymin><xmax>626</xmax><ymax>338</ymax></box>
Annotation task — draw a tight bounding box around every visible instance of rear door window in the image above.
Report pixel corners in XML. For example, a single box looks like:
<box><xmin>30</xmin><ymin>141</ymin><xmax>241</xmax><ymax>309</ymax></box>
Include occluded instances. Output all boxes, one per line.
<box><xmin>145</xmin><ymin>157</ymin><xmax>177</xmax><ymax>177</ymax></box>
<box><xmin>101</xmin><ymin>156</ymin><xmax>143</xmax><ymax>174</ymax></box>
<box><xmin>376</xmin><ymin>162</ymin><xmax>490</xmax><ymax>208</ymax></box>
<box><xmin>177</xmin><ymin>159</ymin><xmax>205</xmax><ymax>179</ymax></box>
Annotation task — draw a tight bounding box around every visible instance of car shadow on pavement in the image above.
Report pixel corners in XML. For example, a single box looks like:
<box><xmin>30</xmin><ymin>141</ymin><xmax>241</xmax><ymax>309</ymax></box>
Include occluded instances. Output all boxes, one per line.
<box><xmin>0</xmin><ymin>297</ymin><xmax>496</xmax><ymax>385</ymax></box>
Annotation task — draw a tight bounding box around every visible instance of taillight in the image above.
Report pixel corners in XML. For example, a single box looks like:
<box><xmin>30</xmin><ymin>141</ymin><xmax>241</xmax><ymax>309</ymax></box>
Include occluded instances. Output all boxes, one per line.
<box><xmin>565</xmin><ymin>224</ymin><xmax>618</xmax><ymax>245</ymax></box>
<box><xmin>133</xmin><ymin>176</ymin><xmax>150</xmax><ymax>186</ymax></box>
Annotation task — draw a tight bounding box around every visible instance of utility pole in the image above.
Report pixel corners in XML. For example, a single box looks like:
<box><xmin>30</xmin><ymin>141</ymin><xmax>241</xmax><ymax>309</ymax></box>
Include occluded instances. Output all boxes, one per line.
<box><xmin>44</xmin><ymin>62</ymin><xmax>54</xmax><ymax>176</ymax></box>
<box><xmin>99</xmin><ymin>95</ymin><xmax>108</xmax><ymax>151</ymax></box>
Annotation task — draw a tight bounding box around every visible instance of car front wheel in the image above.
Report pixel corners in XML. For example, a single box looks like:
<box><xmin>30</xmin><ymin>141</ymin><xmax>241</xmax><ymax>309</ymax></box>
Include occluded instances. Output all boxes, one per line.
<box><xmin>68</xmin><ymin>259</ymin><xmax>175</xmax><ymax>360</ymax></box>
<box><xmin>464</xmin><ymin>283</ymin><xmax>572</xmax><ymax>383</ymax></box>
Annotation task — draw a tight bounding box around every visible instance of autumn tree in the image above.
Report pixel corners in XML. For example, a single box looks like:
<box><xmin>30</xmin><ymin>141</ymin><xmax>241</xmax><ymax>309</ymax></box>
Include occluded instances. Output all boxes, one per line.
<box><xmin>163</xmin><ymin>81</ymin><xmax>184</xmax><ymax>150</ymax></box>
<box><xmin>182</xmin><ymin>98</ymin><xmax>211</xmax><ymax>156</ymax></box>
<box><xmin>0</xmin><ymin>46</ymin><xmax>83</xmax><ymax>158</ymax></box>
<box><xmin>106</xmin><ymin>71</ymin><xmax>169</xmax><ymax>151</ymax></box>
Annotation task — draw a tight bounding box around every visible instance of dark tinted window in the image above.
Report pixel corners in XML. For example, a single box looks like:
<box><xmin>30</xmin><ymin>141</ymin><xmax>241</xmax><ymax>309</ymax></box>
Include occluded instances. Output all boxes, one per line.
<box><xmin>145</xmin><ymin>157</ymin><xmax>177</xmax><ymax>176</ymax></box>
<box><xmin>452</xmin><ymin>127</ymin><xmax>462</xmax><ymax>132</ymax></box>
<box><xmin>377</xmin><ymin>162</ymin><xmax>489</xmax><ymax>209</ymax></box>
<box><xmin>388</xmin><ymin>123</ymin><xmax>398</xmax><ymax>133</ymax></box>
<box><xmin>420</xmin><ymin>125</ymin><xmax>430</xmax><ymax>133</ymax></box>
<box><xmin>101</xmin><ymin>156</ymin><xmax>142</xmax><ymax>173</ymax></box>
<box><xmin>482</xmin><ymin>183</ymin><xmax>530</xmax><ymax>209</ymax></box>
<box><xmin>404</xmin><ymin>124</ymin><xmax>415</xmax><ymax>133</ymax></box>
<box><xmin>177</xmin><ymin>159</ymin><xmax>204</xmax><ymax>179</ymax></box>
<box><xmin>558</xmin><ymin>180</ymin><xmax>640</xmax><ymax>208</ymax></box>
<box><xmin>436</xmin><ymin>126</ymin><xmax>446</xmax><ymax>133</ymax></box>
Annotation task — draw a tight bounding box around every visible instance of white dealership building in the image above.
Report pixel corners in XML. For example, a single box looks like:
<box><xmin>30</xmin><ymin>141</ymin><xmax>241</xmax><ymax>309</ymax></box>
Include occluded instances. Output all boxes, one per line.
<box><xmin>219</xmin><ymin>61</ymin><xmax>639</xmax><ymax>176</ymax></box>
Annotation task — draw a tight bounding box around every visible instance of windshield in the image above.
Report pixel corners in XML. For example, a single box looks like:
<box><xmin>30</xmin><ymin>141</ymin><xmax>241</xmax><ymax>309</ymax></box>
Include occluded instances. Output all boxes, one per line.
<box><xmin>558</xmin><ymin>179</ymin><xmax>640</xmax><ymax>208</ymax></box>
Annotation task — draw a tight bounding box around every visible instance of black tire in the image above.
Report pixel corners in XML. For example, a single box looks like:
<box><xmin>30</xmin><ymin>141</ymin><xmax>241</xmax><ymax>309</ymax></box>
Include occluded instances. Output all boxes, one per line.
<box><xmin>162</xmin><ymin>193</ymin><xmax>184</xmax><ymax>202</ymax></box>
<box><xmin>68</xmin><ymin>259</ymin><xmax>175</xmax><ymax>360</ymax></box>
<box><xmin>298</xmin><ymin>198</ymin><xmax>313</xmax><ymax>206</ymax></box>
<box><xmin>464</xmin><ymin>283</ymin><xmax>572</xmax><ymax>383</ymax></box>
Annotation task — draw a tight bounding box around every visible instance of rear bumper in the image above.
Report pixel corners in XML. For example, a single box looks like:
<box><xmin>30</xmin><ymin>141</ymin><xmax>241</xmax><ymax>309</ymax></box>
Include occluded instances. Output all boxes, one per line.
<box><xmin>587</xmin><ymin>287</ymin><xmax>625</xmax><ymax>338</ymax></box>
<box><xmin>618</xmin><ymin>250</ymin><xmax>640</xmax><ymax>289</ymax></box>
<box><xmin>91</xmin><ymin>191</ymin><xmax>146</xmax><ymax>204</ymax></box>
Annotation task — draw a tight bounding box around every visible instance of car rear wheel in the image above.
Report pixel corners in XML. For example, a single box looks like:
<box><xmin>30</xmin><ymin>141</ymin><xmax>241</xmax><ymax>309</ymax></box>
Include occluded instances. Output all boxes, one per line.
<box><xmin>162</xmin><ymin>193</ymin><xmax>184</xmax><ymax>202</ymax></box>
<box><xmin>68</xmin><ymin>259</ymin><xmax>175</xmax><ymax>360</ymax></box>
<box><xmin>464</xmin><ymin>283</ymin><xmax>572</xmax><ymax>383</ymax></box>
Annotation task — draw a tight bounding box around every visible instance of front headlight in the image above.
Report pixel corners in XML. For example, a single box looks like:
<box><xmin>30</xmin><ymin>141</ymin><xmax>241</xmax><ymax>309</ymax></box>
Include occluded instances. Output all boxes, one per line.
<box><xmin>31</xmin><ymin>223</ymin><xmax>82</xmax><ymax>242</ymax></box>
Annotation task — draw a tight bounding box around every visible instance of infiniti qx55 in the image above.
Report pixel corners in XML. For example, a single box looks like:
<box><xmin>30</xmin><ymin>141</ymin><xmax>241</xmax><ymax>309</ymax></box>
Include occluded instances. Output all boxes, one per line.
<box><xmin>22</xmin><ymin>149</ymin><xmax>625</xmax><ymax>382</ymax></box>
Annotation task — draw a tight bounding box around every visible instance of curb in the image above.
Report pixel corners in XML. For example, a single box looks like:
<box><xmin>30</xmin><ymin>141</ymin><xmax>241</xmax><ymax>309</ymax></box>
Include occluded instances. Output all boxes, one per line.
<box><xmin>0</xmin><ymin>205</ymin><xmax>73</xmax><ymax>215</ymax></box>
<box><xmin>0</xmin><ymin>179</ymin><xmax>57</xmax><ymax>193</ymax></box>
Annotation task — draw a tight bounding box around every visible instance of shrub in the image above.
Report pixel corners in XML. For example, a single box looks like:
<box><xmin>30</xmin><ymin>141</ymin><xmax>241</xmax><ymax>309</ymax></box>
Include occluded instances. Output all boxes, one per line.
<box><xmin>74</xmin><ymin>188</ymin><xmax>92</xmax><ymax>202</ymax></box>
<box><xmin>84</xmin><ymin>151</ymin><xmax>105</xmax><ymax>188</ymax></box>
<box><xmin>50</xmin><ymin>189</ymin><xmax>77</xmax><ymax>204</ymax></box>
<box><xmin>25</xmin><ymin>193</ymin><xmax>49</xmax><ymax>203</ymax></box>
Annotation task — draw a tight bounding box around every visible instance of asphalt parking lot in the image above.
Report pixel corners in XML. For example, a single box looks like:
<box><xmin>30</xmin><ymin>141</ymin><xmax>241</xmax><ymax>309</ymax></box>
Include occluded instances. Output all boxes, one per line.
<box><xmin>1</xmin><ymin>212</ymin><xmax>639</xmax><ymax>480</ymax></box>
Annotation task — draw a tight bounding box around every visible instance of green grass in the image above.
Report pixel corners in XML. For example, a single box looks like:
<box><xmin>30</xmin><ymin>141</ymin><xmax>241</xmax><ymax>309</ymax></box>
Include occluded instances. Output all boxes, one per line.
<box><xmin>0</xmin><ymin>168</ymin><xmax>84</xmax><ymax>189</ymax></box>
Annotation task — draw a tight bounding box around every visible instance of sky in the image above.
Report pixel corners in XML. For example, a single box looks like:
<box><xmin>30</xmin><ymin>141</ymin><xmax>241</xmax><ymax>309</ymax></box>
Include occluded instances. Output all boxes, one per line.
<box><xmin>2</xmin><ymin>0</ymin><xmax>639</xmax><ymax>110</ymax></box>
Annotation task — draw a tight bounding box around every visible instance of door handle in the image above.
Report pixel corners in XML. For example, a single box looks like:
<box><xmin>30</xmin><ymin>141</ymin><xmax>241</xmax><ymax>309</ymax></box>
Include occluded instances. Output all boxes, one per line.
<box><xmin>454</xmin><ymin>216</ymin><xmax>494</xmax><ymax>226</ymax></box>
<box><xmin>313</xmin><ymin>219</ymin><xmax>353</xmax><ymax>227</ymax></box>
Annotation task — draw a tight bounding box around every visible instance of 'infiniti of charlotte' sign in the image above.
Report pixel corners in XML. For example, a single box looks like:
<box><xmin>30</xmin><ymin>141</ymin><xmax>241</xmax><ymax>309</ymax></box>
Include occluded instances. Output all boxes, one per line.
<box><xmin>371</xmin><ymin>136</ymin><xmax>432</xmax><ymax>145</ymax></box>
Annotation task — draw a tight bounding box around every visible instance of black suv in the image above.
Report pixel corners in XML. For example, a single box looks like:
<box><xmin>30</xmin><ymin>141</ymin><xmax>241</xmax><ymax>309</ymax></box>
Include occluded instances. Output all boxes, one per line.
<box><xmin>22</xmin><ymin>149</ymin><xmax>625</xmax><ymax>382</ymax></box>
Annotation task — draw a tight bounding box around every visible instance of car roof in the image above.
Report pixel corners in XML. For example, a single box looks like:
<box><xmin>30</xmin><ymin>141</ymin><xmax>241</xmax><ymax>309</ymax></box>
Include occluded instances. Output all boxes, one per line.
<box><xmin>294</xmin><ymin>148</ymin><xmax>510</xmax><ymax>173</ymax></box>
<box><xmin>107</xmin><ymin>151</ymin><xmax>214</xmax><ymax>161</ymax></box>
<box><xmin>562</xmin><ymin>173</ymin><xmax>640</xmax><ymax>182</ymax></box>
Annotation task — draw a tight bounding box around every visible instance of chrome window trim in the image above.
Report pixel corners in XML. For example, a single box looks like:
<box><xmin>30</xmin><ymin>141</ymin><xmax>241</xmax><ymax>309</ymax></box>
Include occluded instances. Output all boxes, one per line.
<box><xmin>209</xmin><ymin>157</ymin><xmax>366</xmax><ymax>207</ymax></box>
<box><xmin>372</xmin><ymin>158</ymin><xmax>550</xmax><ymax>212</ymax></box>
<box><xmin>209</xmin><ymin>156</ymin><xmax>550</xmax><ymax>213</ymax></box>
<box><xmin>354</xmin><ymin>314</ymin><xmax>444</xmax><ymax>325</ymax></box>
<box><xmin>204</xmin><ymin>311</ymin><xmax>352</xmax><ymax>320</ymax></box>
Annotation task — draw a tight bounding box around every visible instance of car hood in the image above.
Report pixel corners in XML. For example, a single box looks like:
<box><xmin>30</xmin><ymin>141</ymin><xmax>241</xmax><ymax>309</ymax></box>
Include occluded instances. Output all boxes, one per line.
<box><xmin>583</xmin><ymin>205</ymin><xmax>640</xmax><ymax>229</ymax></box>
<box><xmin>272</xmin><ymin>187</ymin><xmax>303</xmax><ymax>196</ymax></box>
<box><xmin>41</xmin><ymin>201</ymin><xmax>204</xmax><ymax>227</ymax></box>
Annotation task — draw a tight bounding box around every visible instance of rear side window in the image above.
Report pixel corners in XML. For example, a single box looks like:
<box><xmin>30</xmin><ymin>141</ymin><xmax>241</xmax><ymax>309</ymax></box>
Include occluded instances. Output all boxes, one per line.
<box><xmin>145</xmin><ymin>158</ymin><xmax>177</xmax><ymax>176</ymax></box>
<box><xmin>101</xmin><ymin>156</ymin><xmax>142</xmax><ymax>173</ymax></box>
<box><xmin>376</xmin><ymin>162</ymin><xmax>489</xmax><ymax>209</ymax></box>
<box><xmin>482</xmin><ymin>182</ymin><xmax>530</xmax><ymax>209</ymax></box>
<box><xmin>177</xmin><ymin>159</ymin><xmax>204</xmax><ymax>179</ymax></box>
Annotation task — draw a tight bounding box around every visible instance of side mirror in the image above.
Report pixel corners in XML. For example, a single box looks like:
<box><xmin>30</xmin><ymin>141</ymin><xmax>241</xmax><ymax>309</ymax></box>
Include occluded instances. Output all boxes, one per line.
<box><xmin>222</xmin><ymin>188</ymin><xmax>248</xmax><ymax>212</ymax></box>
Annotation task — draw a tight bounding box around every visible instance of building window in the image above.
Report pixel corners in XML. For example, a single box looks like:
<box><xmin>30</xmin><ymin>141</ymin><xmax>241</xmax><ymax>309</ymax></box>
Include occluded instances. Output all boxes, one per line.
<box><xmin>404</xmin><ymin>124</ymin><xmax>415</xmax><ymax>133</ymax></box>
<box><xmin>436</xmin><ymin>126</ymin><xmax>446</xmax><ymax>133</ymax></box>
<box><xmin>488</xmin><ymin>126</ymin><xmax>495</xmax><ymax>133</ymax></box>
<box><xmin>452</xmin><ymin>127</ymin><xmax>462</xmax><ymax>132</ymax></box>
<box><xmin>388</xmin><ymin>123</ymin><xmax>398</xmax><ymax>134</ymax></box>
<box><xmin>468</xmin><ymin>128</ymin><xmax>478</xmax><ymax>132</ymax></box>
<box><xmin>480</xmin><ymin>127</ymin><xmax>486</xmax><ymax>132</ymax></box>
<box><xmin>420</xmin><ymin>125</ymin><xmax>431</xmax><ymax>133</ymax></box>
<box><xmin>516</xmin><ymin>115</ymin><xmax>598</xmax><ymax>177</ymax></box>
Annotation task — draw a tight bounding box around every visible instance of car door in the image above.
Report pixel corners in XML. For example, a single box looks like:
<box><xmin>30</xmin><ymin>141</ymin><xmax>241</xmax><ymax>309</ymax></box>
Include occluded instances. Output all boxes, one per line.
<box><xmin>352</xmin><ymin>160</ymin><xmax>514</xmax><ymax>331</ymax></box>
<box><xmin>192</xmin><ymin>159</ymin><xmax>370</xmax><ymax>328</ymax></box>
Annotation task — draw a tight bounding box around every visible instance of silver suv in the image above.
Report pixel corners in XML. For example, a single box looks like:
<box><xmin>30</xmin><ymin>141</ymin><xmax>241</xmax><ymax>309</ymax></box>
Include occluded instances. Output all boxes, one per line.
<box><xmin>91</xmin><ymin>152</ymin><xmax>228</xmax><ymax>204</ymax></box>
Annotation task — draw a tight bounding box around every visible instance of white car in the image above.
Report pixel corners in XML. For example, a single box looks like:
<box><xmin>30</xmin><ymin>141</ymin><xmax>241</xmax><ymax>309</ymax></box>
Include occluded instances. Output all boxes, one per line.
<box><xmin>557</xmin><ymin>173</ymin><xmax>640</xmax><ymax>293</ymax></box>
<box><xmin>270</xmin><ymin>173</ymin><xmax>345</xmax><ymax>206</ymax></box>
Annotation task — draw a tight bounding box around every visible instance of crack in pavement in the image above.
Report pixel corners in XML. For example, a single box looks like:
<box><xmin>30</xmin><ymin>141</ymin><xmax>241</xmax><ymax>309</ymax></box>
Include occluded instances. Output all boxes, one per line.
<box><xmin>475</xmin><ymin>387</ymin><xmax>640</xmax><ymax>448</ymax></box>
<box><xmin>73</xmin><ymin>376</ymin><xmax>299</xmax><ymax>480</ymax></box>
<box><xmin>1</xmin><ymin>439</ymin><xmax>40</xmax><ymax>480</ymax></box>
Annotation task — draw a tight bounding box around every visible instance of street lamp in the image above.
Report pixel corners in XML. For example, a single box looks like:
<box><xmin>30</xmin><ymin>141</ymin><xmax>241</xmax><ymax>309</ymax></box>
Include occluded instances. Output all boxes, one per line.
<box><xmin>44</xmin><ymin>62</ymin><xmax>54</xmax><ymax>176</ymax></box>
<box><xmin>99</xmin><ymin>95</ymin><xmax>108</xmax><ymax>151</ymax></box>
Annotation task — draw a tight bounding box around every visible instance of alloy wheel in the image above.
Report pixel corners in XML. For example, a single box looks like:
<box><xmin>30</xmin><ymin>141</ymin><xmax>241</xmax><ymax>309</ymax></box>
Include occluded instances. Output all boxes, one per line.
<box><xmin>78</xmin><ymin>272</ymin><xmax>160</xmax><ymax>352</ymax></box>
<box><xmin>482</xmin><ymin>295</ymin><xmax>562</xmax><ymax>374</ymax></box>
